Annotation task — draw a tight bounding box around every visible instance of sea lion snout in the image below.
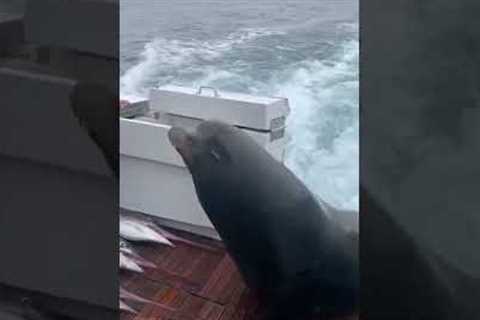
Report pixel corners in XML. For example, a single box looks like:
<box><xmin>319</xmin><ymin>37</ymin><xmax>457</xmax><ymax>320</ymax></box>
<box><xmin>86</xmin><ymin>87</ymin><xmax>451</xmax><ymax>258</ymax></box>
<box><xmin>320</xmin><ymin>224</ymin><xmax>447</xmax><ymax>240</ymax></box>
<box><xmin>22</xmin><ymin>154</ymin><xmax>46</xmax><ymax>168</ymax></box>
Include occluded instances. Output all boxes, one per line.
<box><xmin>168</xmin><ymin>127</ymin><xmax>194</xmax><ymax>163</ymax></box>
<box><xmin>168</xmin><ymin>121</ymin><xmax>235</xmax><ymax>165</ymax></box>
<box><xmin>167</xmin><ymin>126</ymin><xmax>189</xmax><ymax>148</ymax></box>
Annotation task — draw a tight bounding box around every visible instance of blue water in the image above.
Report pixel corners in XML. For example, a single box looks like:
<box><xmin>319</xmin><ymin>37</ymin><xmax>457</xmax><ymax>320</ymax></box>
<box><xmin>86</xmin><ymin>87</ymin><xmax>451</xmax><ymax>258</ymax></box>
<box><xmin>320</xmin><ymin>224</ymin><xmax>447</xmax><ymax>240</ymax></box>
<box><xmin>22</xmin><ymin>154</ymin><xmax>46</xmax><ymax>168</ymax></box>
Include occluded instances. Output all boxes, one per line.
<box><xmin>120</xmin><ymin>0</ymin><xmax>359</xmax><ymax>210</ymax></box>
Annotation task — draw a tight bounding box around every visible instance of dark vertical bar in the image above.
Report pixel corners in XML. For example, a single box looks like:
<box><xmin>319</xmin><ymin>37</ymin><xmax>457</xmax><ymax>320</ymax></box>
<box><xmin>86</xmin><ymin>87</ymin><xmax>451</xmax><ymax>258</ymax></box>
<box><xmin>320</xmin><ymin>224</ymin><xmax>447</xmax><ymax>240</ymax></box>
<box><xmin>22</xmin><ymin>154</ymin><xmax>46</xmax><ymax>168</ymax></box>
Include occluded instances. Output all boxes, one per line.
<box><xmin>0</xmin><ymin>0</ymin><xmax>118</xmax><ymax>319</ymax></box>
<box><xmin>361</xmin><ymin>0</ymin><xmax>480</xmax><ymax>319</ymax></box>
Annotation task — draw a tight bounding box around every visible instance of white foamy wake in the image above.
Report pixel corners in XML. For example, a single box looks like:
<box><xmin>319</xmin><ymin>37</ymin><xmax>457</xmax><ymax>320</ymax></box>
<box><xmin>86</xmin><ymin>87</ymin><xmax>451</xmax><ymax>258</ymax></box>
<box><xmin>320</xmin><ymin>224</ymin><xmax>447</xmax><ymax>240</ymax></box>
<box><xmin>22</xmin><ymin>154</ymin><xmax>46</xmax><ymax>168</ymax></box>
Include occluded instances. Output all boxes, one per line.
<box><xmin>120</xmin><ymin>28</ymin><xmax>285</xmax><ymax>98</ymax></box>
<box><xmin>275</xmin><ymin>40</ymin><xmax>359</xmax><ymax>210</ymax></box>
<box><xmin>120</xmin><ymin>29</ymin><xmax>359</xmax><ymax>211</ymax></box>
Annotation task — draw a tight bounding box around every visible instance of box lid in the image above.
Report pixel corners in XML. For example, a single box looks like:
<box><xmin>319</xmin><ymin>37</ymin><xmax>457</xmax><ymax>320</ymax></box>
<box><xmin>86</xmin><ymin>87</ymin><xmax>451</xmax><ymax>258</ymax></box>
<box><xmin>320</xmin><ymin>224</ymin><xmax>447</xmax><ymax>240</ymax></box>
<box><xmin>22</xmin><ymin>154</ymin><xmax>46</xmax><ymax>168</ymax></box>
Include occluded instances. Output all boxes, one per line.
<box><xmin>149</xmin><ymin>85</ymin><xmax>290</xmax><ymax>131</ymax></box>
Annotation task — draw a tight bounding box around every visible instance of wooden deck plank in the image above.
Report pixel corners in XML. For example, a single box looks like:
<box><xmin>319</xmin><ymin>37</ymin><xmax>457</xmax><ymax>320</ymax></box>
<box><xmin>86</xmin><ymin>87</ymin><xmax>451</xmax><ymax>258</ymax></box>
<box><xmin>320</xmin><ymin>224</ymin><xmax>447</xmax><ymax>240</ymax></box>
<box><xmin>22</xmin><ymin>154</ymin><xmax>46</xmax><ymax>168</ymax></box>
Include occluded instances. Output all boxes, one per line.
<box><xmin>199</xmin><ymin>255</ymin><xmax>247</xmax><ymax>305</ymax></box>
<box><xmin>138</xmin><ymin>241</ymin><xmax>225</xmax><ymax>294</ymax></box>
<box><xmin>119</xmin><ymin>217</ymin><xmax>357</xmax><ymax>320</ymax></box>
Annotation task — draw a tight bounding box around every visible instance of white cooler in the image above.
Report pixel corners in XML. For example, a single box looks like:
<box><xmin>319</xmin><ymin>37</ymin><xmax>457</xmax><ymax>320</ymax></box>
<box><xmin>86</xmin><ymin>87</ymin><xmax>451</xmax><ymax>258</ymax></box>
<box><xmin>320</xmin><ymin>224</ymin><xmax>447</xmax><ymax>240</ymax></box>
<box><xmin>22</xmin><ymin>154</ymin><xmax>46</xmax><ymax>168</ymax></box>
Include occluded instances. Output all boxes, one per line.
<box><xmin>120</xmin><ymin>86</ymin><xmax>290</xmax><ymax>238</ymax></box>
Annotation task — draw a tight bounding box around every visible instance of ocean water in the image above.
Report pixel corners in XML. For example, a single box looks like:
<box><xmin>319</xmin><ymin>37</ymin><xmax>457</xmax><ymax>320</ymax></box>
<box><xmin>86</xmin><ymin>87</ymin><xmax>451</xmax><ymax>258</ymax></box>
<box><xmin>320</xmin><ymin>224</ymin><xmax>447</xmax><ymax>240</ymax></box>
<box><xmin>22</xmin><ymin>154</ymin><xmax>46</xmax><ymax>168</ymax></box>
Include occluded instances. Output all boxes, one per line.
<box><xmin>120</xmin><ymin>0</ymin><xmax>359</xmax><ymax>210</ymax></box>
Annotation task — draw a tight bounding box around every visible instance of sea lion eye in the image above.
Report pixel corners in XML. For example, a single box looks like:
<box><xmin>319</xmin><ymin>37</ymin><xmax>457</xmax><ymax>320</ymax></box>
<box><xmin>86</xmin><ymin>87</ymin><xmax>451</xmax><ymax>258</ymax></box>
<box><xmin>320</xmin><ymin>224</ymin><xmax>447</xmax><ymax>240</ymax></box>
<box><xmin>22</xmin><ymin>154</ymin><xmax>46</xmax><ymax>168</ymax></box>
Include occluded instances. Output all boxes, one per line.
<box><xmin>208</xmin><ymin>138</ymin><xmax>231</xmax><ymax>163</ymax></box>
<box><xmin>210</xmin><ymin>149</ymin><xmax>221</xmax><ymax>161</ymax></box>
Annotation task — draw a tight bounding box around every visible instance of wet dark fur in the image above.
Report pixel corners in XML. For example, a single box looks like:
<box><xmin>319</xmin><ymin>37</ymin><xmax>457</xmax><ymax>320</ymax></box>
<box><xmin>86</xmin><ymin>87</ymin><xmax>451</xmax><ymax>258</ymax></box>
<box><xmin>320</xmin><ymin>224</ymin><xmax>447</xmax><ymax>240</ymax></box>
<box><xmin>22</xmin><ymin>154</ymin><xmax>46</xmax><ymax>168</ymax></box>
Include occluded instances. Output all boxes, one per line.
<box><xmin>69</xmin><ymin>82</ymin><xmax>118</xmax><ymax>176</ymax></box>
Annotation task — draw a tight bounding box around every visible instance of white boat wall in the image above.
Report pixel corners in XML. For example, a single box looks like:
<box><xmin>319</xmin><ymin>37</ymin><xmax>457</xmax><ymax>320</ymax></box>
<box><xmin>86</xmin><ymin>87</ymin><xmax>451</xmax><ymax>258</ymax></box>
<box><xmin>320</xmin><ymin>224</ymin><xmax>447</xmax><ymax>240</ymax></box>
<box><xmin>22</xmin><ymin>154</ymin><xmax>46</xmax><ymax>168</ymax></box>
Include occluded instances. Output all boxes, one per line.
<box><xmin>120</xmin><ymin>86</ymin><xmax>290</xmax><ymax>239</ymax></box>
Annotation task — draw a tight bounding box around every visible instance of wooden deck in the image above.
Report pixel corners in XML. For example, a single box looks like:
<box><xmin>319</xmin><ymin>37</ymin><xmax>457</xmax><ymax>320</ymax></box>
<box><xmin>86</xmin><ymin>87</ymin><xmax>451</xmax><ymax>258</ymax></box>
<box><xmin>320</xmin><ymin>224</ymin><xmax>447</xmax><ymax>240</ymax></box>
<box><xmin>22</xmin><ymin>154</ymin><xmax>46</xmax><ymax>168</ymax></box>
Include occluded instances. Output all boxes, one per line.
<box><xmin>120</xmin><ymin>224</ymin><xmax>261</xmax><ymax>320</ymax></box>
<box><xmin>120</xmin><ymin>221</ymin><xmax>357</xmax><ymax>320</ymax></box>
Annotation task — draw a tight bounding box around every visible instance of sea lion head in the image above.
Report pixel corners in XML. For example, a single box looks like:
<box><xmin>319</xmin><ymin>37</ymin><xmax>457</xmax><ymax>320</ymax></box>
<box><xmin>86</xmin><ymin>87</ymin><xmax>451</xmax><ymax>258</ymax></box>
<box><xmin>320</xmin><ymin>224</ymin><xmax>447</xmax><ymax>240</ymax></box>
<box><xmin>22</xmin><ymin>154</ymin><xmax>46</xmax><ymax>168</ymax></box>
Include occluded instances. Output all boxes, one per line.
<box><xmin>168</xmin><ymin>120</ymin><xmax>232</xmax><ymax>166</ymax></box>
<box><xmin>168</xmin><ymin>120</ymin><xmax>316</xmax><ymax>213</ymax></box>
<box><xmin>167</xmin><ymin>120</ymin><xmax>274</xmax><ymax>222</ymax></box>
<box><xmin>167</xmin><ymin>120</ymin><xmax>254</xmax><ymax>180</ymax></box>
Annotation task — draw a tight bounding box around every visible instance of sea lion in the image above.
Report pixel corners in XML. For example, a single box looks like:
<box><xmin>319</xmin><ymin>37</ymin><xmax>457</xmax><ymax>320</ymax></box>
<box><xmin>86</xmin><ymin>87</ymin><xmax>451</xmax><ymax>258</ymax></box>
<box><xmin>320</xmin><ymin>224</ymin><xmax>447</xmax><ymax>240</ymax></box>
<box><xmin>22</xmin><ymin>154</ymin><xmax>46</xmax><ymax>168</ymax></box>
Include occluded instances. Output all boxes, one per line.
<box><xmin>168</xmin><ymin>121</ymin><xmax>358</xmax><ymax>319</ymax></box>
<box><xmin>69</xmin><ymin>82</ymin><xmax>119</xmax><ymax>177</ymax></box>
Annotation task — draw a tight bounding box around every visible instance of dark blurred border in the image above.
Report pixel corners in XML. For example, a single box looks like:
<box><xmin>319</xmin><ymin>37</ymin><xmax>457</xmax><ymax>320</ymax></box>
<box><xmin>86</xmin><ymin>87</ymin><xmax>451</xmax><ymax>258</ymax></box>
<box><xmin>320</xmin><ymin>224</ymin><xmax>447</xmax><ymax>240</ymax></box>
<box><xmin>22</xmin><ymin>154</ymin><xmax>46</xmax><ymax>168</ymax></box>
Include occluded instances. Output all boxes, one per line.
<box><xmin>0</xmin><ymin>0</ymin><xmax>118</xmax><ymax>319</ymax></box>
<box><xmin>361</xmin><ymin>0</ymin><xmax>480</xmax><ymax>319</ymax></box>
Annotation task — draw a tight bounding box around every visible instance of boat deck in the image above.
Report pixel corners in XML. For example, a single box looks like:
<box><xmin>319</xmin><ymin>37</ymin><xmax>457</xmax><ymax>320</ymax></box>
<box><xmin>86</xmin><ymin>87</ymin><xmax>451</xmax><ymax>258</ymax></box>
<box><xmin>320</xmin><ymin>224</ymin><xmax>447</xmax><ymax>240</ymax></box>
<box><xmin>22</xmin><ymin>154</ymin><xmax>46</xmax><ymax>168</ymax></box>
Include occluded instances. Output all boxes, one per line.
<box><xmin>120</xmin><ymin>223</ymin><xmax>260</xmax><ymax>320</ymax></box>
<box><xmin>120</xmin><ymin>215</ymin><xmax>356</xmax><ymax>320</ymax></box>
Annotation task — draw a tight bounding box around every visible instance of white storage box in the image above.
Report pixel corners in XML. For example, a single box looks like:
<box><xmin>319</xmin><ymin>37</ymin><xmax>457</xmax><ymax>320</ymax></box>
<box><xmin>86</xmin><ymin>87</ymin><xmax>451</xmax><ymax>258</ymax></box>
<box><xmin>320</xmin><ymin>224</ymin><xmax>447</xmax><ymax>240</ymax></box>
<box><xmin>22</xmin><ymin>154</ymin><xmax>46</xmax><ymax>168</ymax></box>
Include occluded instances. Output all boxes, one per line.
<box><xmin>150</xmin><ymin>85</ymin><xmax>289</xmax><ymax>131</ymax></box>
<box><xmin>120</xmin><ymin>87</ymin><xmax>290</xmax><ymax>238</ymax></box>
